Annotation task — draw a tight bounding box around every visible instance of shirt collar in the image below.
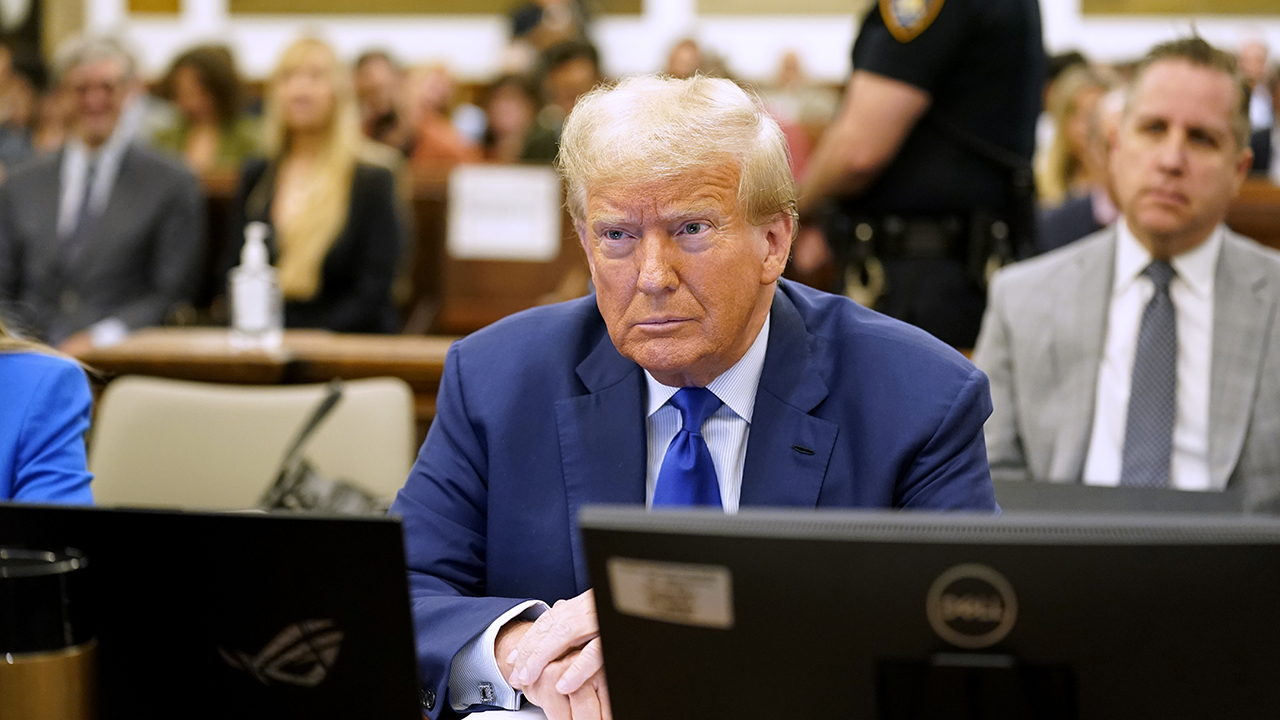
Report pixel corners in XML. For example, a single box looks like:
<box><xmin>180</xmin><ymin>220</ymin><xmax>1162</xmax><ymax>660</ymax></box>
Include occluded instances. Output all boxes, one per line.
<box><xmin>645</xmin><ymin>311</ymin><xmax>771</xmax><ymax>423</ymax></box>
<box><xmin>1114</xmin><ymin>219</ymin><xmax>1223</xmax><ymax>300</ymax></box>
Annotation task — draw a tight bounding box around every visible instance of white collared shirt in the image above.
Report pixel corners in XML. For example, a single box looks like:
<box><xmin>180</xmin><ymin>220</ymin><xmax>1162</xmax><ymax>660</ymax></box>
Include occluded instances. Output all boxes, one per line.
<box><xmin>57</xmin><ymin>133</ymin><xmax>130</xmax><ymax>239</ymax></box>
<box><xmin>1082</xmin><ymin>220</ymin><xmax>1220</xmax><ymax>490</ymax></box>
<box><xmin>643</xmin><ymin>312</ymin><xmax>771</xmax><ymax>513</ymax></box>
<box><xmin>449</xmin><ymin>310</ymin><xmax>774</xmax><ymax>711</ymax></box>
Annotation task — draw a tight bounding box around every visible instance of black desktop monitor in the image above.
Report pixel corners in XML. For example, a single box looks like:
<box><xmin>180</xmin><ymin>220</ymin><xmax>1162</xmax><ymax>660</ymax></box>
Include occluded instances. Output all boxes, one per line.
<box><xmin>0</xmin><ymin>503</ymin><xmax>423</xmax><ymax>720</ymax></box>
<box><xmin>580</xmin><ymin>507</ymin><xmax>1280</xmax><ymax>720</ymax></box>
<box><xmin>991</xmin><ymin>479</ymin><xmax>1244</xmax><ymax>514</ymax></box>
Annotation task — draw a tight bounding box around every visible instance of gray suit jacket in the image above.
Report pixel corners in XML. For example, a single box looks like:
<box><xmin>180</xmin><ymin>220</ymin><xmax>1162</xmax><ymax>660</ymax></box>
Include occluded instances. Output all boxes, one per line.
<box><xmin>973</xmin><ymin>226</ymin><xmax>1280</xmax><ymax>512</ymax></box>
<box><xmin>0</xmin><ymin>144</ymin><xmax>205</xmax><ymax>340</ymax></box>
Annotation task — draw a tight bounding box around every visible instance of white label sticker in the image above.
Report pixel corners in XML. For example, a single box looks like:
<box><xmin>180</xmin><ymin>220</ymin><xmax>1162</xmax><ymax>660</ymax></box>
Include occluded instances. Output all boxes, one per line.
<box><xmin>606</xmin><ymin>557</ymin><xmax>734</xmax><ymax>629</ymax></box>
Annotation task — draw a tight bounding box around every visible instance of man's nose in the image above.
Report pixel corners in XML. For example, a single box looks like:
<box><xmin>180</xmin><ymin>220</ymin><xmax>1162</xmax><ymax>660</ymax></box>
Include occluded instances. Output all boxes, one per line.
<box><xmin>636</xmin><ymin>234</ymin><xmax>678</xmax><ymax>294</ymax></box>
<box><xmin>1154</xmin><ymin>132</ymin><xmax>1188</xmax><ymax>174</ymax></box>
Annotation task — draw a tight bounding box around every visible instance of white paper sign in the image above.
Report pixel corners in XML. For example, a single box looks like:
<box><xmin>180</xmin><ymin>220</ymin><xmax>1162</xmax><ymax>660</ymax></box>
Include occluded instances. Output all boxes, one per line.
<box><xmin>446</xmin><ymin>165</ymin><xmax>563</xmax><ymax>262</ymax></box>
<box><xmin>607</xmin><ymin>557</ymin><xmax>735</xmax><ymax>629</ymax></box>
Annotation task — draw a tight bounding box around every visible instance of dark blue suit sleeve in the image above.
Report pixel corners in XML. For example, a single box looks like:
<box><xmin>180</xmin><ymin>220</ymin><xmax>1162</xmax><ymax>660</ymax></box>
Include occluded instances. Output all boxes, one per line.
<box><xmin>13</xmin><ymin>358</ymin><xmax>94</xmax><ymax>504</ymax></box>
<box><xmin>897</xmin><ymin>364</ymin><xmax>997</xmax><ymax>510</ymax></box>
<box><xmin>390</xmin><ymin>343</ymin><xmax>531</xmax><ymax>718</ymax></box>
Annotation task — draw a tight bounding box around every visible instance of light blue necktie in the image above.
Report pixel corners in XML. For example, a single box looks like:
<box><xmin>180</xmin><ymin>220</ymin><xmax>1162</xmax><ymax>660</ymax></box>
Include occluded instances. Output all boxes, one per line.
<box><xmin>653</xmin><ymin>387</ymin><xmax>723</xmax><ymax>508</ymax></box>
<box><xmin>1121</xmin><ymin>260</ymin><xmax>1177</xmax><ymax>488</ymax></box>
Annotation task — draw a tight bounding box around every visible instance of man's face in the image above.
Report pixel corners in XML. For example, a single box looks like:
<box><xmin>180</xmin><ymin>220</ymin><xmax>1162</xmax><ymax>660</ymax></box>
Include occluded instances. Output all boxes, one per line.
<box><xmin>1110</xmin><ymin>59</ymin><xmax>1252</xmax><ymax>258</ymax></box>
<box><xmin>579</xmin><ymin>162</ymin><xmax>792</xmax><ymax>388</ymax></box>
<box><xmin>545</xmin><ymin>57</ymin><xmax>599</xmax><ymax>115</ymax></box>
<box><xmin>354</xmin><ymin>57</ymin><xmax>399</xmax><ymax>118</ymax></box>
<box><xmin>67</xmin><ymin>58</ymin><xmax>129</xmax><ymax>149</ymax></box>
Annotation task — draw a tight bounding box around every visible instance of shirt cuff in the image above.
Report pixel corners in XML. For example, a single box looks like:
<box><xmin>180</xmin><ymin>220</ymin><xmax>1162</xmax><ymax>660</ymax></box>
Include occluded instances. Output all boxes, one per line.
<box><xmin>448</xmin><ymin>600</ymin><xmax>548</xmax><ymax>712</ymax></box>
<box><xmin>89</xmin><ymin>318</ymin><xmax>130</xmax><ymax>348</ymax></box>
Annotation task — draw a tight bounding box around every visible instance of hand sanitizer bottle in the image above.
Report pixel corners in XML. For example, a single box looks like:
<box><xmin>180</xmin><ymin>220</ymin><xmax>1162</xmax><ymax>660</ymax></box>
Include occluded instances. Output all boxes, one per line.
<box><xmin>229</xmin><ymin>221</ymin><xmax>283</xmax><ymax>349</ymax></box>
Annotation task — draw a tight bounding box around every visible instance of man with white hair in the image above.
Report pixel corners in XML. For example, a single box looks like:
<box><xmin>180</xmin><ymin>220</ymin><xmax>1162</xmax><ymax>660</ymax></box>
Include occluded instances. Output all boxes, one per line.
<box><xmin>392</xmin><ymin>75</ymin><xmax>997</xmax><ymax>720</ymax></box>
<box><xmin>0</xmin><ymin>35</ymin><xmax>204</xmax><ymax>351</ymax></box>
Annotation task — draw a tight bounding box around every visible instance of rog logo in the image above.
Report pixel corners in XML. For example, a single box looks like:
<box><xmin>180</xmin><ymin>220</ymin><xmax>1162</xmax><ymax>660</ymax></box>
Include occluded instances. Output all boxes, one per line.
<box><xmin>219</xmin><ymin>619</ymin><xmax>343</xmax><ymax>687</ymax></box>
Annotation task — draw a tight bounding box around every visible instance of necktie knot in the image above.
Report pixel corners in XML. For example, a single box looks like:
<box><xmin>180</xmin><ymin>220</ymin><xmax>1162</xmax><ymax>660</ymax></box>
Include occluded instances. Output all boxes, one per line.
<box><xmin>1143</xmin><ymin>260</ymin><xmax>1175</xmax><ymax>294</ymax></box>
<box><xmin>668</xmin><ymin>387</ymin><xmax>722</xmax><ymax>436</ymax></box>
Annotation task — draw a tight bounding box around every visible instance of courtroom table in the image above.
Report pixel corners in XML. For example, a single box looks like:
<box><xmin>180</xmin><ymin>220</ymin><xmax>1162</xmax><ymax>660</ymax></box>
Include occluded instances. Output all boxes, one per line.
<box><xmin>76</xmin><ymin>328</ymin><xmax>456</xmax><ymax>438</ymax></box>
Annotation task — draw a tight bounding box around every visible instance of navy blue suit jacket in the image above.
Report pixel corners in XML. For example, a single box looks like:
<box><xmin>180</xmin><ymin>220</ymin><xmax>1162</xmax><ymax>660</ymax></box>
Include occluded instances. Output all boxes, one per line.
<box><xmin>391</xmin><ymin>280</ymin><xmax>996</xmax><ymax>717</ymax></box>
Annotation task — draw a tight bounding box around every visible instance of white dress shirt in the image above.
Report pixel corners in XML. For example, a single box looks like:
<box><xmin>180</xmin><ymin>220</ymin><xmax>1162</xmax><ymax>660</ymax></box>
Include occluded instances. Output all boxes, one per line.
<box><xmin>58</xmin><ymin>132</ymin><xmax>133</xmax><ymax>347</ymax></box>
<box><xmin>1082</xmin><ymin>220</ymin><xmax>1220</xmax><ymax>490</ymax></box>
<box><xmin>448</xmin><ymin>312</ymin><xmax>773</xmax><ymax>711</ymax></box>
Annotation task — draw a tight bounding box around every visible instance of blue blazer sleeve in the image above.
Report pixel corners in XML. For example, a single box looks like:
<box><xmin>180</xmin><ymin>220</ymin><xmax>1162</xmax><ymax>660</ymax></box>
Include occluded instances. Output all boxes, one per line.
<box><xmin>391</xmin><ymin>343</ymin><xmax>533</xmax><ymax>718</ymax></box>
<box><xmin>2</xmin><ymin>353</ymin><xmax>94</xmax><ymax>504</ymax></box>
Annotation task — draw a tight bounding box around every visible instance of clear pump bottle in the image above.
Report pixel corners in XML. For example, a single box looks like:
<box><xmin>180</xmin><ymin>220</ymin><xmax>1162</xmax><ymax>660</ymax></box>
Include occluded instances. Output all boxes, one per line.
<box><xmin>229</xmin><ymin>221</ymin><xmax>283</xmax><ymax>350</ymax></box>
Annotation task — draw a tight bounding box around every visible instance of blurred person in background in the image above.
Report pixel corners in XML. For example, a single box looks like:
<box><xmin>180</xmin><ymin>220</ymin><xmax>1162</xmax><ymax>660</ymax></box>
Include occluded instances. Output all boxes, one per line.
<box><xmin>354</xmin><ymin>49</ymin><xmax>414</xmax><ymax>155</ymax></box>
<box><xmin>1035</xmin><ymin>86</ymin><xmax>1124</xmax><ymax>254</ymax></box>
<box><xmin>0</xmin><ymin>45</ymin><xmax>47</xmax><ymax>177</ymax></box>
<box><xmin>30</xmin><ymin>81</ymin><xmax>73</xmax><ymax>154</ymax></box>
<box><xmin>762</xmin><ymin>50</ymin><xmax>840</xmax><ymax>181</ymax></box>
<box><xmin>0</xmin><ymin>316</ymin><xmax>94</xmax><ymax>504</ymax></box>
<box><xmin>224</xmin><ymin>37</ymin><xmax>405</xmax><ymax>334</ymax></box>
<box><xmin>521</xmin><ymin>38</ymin><xmax>602</xmax><ymax>162</ymax></box>
<box><xmin>1252</xmin><ymin>69</ymin><xmax>1280</xmax><ymax>182</ymax></box>
<box><xmin>1240</xmin><ymin>39</ymin><xmax>1272</xmax><ymax>134</ymax></box>
<box><xmin>974</xmin><ymin>37</ymin><xmax>1280</xmax><ymax>509</ymax></box>
<box><xmin>798</xmin><ymin>0</ymin><xmax>1046</xmax><ymax>349</ymax></box>
<box><xmin>664</xmin><ymin>38</ymin><xmax>702</xmax><ymax>79</ymax></box>
<box><xmin>502</xmin><ymin>0</ymin><xmax>586</xmax><ymax>73</ymax></box>
<box><xmin>0</xmin><ymin>35</ymin><xmax>204</xmax><ymax>354</ymax></box>
<box><xmin>406</xmin><ymin>63</ymin><xmax>481</xmax><ymax>170</ymax></box>
<box><xmin>1035</xmin><ymin>64</ymin><xmax>1112</xmax><ymax>207</ymax></box>
<box><xmin>150</xmin><ymin>44</ymin><xmax>260</xmax><ymax>175</ymax></box>
<box><xmin>480</xmin><ymin>73</ymin><xmax>537</xmax><ymax>163</ymax></box>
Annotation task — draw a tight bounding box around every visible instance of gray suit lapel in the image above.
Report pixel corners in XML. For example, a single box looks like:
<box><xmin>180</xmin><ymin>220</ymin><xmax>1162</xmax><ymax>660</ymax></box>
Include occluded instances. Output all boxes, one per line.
<box><xmin>1049</xmin><ymin>231</ymin><xmax>1114</xmax><ymax>481</ymax></box>
<box><xmin>1209</xmin><ymin>232</ymin><xmax>1274</xmax><ymax>488</ymax></box>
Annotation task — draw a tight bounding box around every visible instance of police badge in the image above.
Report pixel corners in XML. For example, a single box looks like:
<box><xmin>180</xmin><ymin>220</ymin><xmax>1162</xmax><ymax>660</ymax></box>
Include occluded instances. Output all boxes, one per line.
<box><xmin>880</xmin><ymin>0</ymin><xmax>945</xmax><ymax>43</ymax></box>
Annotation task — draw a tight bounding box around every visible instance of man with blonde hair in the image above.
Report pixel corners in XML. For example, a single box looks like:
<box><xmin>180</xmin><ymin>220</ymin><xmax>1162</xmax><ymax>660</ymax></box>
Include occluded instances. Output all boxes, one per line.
<box><xmin>392</xmin><ymin>74</ymin><xmax>996</xmax><ymax>720</ymax></box>
<box><xmin>975</xmin><ymin>37</ymin><xmax>1280</xmax><ymax>504</ymax></box>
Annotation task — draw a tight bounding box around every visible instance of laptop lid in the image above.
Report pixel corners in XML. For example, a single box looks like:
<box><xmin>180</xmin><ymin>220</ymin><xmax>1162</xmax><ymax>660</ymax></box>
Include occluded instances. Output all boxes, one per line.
<box><xmin>0</xmin><ymin>503</ymin><xmax>421</xmax><ymax>720</ymax></box>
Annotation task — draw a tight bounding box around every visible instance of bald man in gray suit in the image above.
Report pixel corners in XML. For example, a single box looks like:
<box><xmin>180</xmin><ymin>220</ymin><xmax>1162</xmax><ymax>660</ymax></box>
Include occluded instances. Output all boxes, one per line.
<box><xmin>974</xmin><ymin>37</ymin><xmax>1280</xmax><ymax>512</ymax></box>
<box><xmin>0</xmin><ymin>37</ymin><xmax>202</xmax><ymax>352</ymax></box>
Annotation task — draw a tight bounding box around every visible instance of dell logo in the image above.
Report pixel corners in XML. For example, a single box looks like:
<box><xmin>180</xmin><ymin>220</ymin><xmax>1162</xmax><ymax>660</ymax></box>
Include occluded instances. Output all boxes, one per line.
<box><xmin>926</xmin><ymin>564</ymin><xmax>1018</xmax><ymax>649</ymax></box>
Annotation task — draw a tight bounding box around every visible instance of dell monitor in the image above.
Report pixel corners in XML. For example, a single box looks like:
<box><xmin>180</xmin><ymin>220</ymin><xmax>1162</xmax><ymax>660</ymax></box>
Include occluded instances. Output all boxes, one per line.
<box><xmin>580</xmin><ymin>508</ymin><xmax>1280</xmax><ymax>719</ymax></box>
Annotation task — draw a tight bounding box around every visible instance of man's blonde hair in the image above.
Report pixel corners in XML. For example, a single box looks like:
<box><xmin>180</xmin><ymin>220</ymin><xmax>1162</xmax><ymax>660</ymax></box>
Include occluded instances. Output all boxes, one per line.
<box><xmin>557</xmin><ymin>74</ymin><xmax>797</xmax><ymax>235</ymax></box>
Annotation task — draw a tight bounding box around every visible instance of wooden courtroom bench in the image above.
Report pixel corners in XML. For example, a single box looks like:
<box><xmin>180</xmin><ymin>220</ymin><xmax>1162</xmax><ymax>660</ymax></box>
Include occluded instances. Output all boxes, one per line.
<box><xmin>77</xmin><ymin>328</ymin><xmax>456</xmax><ymax>441</ymax></box>
<box><xmin>1228</xmin><ymin>178</ymin><xmax>1280</xmax><ymax>252</ymax></box>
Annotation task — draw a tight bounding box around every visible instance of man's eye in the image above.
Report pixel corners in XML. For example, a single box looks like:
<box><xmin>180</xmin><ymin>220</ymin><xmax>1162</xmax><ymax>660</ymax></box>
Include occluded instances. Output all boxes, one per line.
<box><xmin>682</xmin><ymin>222</ymin><xmax>707</xmax><ymax>235</ymax></box>
<box><xmin>604</xmin><ymin>230</ymin><xmax>627</xmax><ymax>241</ymax></box>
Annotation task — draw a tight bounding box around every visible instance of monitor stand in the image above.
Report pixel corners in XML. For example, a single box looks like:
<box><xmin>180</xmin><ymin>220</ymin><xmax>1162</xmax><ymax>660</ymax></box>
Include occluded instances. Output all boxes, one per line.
<box><xmin>878</xmin><ymin>653</ymin><xmax>1077</xmax><ymax>720</ymax></box>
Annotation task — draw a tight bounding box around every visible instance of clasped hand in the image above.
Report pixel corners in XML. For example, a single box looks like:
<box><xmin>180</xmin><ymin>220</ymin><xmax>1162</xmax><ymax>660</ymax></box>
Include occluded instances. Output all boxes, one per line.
<box><xmin>495</xmin><ymin>589</ymin><xmax>612</xmax><ymax>720</ymax></box>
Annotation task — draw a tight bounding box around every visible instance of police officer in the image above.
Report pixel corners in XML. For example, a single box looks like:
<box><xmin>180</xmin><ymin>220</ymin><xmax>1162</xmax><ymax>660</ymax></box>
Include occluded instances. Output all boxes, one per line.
<box><xmin>798</xmin><ymin>0</ymin><xmax>1045</xmax><ymax>348</ymax></box>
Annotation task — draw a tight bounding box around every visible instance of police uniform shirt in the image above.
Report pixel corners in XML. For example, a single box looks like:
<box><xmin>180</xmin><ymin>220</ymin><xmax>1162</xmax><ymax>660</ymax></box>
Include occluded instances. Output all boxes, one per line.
<box><xmin>848</xmin><ymin>0</ymin><xmax>1045</xmax><ymax>215</ymax></box>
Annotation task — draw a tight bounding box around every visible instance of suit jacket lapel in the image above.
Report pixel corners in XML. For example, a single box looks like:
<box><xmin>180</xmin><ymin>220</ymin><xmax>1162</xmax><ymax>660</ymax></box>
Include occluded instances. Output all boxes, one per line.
<box><xmin>1050</xmin><ymin>231</ymin><xmax>1114</xmax><ymax>482</ymax></box>
<box><xmin>740</xmin><ymin>286</ymin><xmax>838</xmax><ymax>507</ymax></box>
<box><xmin>556</xmin><ymin>326</ymin><xmax>646</xmax><ymax>591</ymax></box>
<box><xmin>1209</xmin><ymin>232</ymin><xmax>1274</xmax><ymax>488</ymax></box>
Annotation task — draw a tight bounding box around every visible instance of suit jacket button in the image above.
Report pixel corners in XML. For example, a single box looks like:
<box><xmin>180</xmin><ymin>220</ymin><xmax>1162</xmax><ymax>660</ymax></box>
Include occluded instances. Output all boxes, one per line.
<box><xmin>420</xmin><ymin>686</ymin><xmax>436</xmax><ymax>711</ymax></box>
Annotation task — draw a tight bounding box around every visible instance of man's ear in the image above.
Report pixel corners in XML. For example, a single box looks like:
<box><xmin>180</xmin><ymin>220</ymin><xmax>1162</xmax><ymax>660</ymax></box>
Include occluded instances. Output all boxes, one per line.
<box><xmin>760</xmin><ymin>212</ymin><xmax>795</xmax><ymax>285</ymax></box>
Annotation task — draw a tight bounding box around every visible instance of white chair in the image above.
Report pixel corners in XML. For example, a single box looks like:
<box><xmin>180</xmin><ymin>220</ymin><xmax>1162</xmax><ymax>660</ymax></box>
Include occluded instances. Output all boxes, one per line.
<box><xmin>88</xmin><ymin>376</ymin><xmax>416</xmax><ymax>510</ymax></box>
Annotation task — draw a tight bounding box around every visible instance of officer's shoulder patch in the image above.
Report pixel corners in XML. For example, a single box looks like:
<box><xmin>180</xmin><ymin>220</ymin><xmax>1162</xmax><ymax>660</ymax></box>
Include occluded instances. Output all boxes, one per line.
<box><xmin>879</xmin><ymin>0</ymin><xmax>945</xmax><ymax>43</ymax></box>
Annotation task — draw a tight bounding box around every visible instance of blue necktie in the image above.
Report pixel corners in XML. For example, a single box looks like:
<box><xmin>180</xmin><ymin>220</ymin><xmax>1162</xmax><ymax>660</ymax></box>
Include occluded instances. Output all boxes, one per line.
<box><xmin>653</xmin><ymin>387</ymin><xmax>723</xmax><ymax>508</ymax></box>
<box><xmin>1121</xmin><ymin>260</ymin><xmax>1177</xmax><ymax>488</ymax></box>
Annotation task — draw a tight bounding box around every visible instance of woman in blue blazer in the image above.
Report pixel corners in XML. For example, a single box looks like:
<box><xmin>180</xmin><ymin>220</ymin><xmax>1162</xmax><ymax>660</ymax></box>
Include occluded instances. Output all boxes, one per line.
<box><xmin>0</xmin><ymin>319</ymin><xmax>94</xmax><ymax>503</ymax></box>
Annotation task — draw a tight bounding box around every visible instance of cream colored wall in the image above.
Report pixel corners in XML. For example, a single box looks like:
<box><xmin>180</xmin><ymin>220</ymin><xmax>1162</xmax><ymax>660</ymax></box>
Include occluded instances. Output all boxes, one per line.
<box><xmin>86</xmin><ymin>0</ymin><xmax>1280</xmax><ymax>83</ymax></box>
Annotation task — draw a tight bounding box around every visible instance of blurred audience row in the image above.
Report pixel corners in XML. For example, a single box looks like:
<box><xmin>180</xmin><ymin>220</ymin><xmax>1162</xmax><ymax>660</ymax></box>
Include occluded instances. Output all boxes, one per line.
<box><xmin>0</xmin><ymin>26</ymin><xmax>1276</xmax><ymax>355</ymax></box>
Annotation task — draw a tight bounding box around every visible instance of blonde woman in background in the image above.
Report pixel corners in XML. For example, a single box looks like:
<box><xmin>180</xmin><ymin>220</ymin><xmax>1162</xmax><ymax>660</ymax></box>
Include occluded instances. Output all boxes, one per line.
<box><xmin>224</xmin><ymin>37</ymin><xmax>406</xmax><ymax>333</ymax></box>
<box><xmin>0</xmin><ymin>317</ymin><xmax>94</xmax><ymax>503</ymax></box>
<box><xmin>1035</xmin><ymin>65</ymin><xmax>1112</xmax><ymax>207</ymax></box>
